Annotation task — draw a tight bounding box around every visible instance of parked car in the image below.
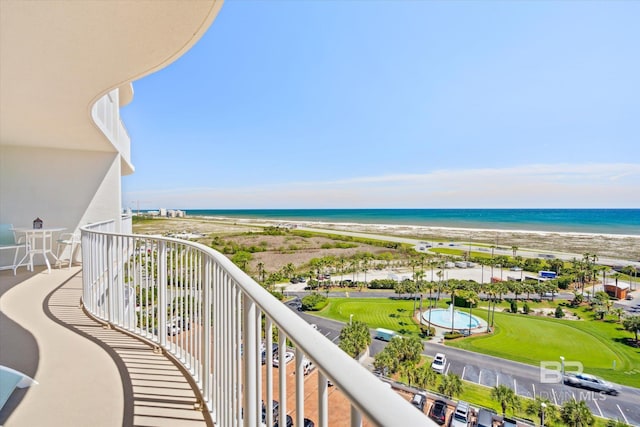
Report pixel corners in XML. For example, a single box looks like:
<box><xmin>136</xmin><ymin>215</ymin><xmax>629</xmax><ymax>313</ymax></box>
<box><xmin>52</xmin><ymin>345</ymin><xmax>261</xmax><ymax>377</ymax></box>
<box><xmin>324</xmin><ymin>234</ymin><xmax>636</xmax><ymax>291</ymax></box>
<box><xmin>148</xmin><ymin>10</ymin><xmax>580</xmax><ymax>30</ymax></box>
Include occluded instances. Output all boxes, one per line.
<box><xmin>273</xmin><ymin>351</ymin><xmax>294</xmax><ymax>367</ymax></box>
<box><xmin>274</xmin><ymin>414</ymin><xmax>293</xmax><ymax>427</ymax></box>
<box><xmin>450</xmin><ymin>400</ymin><xmax>470</xmax><ymax>427</ymax></box>
<box><xmin>410</xmin><ymin>392</ymin><xmax>426</xmax><ymax>412</ymax></box>
<box><xmin>261</xmin><ymin>400</ymin><xmax>279</xmax><ymax>423</ymax></box>
<box><xmin>167</xmin><ymin>321</ymin><xmax>181</xmax><ymax>336</ymax></box>
<box><xmin>303</xmin><ymin>418</ymin><xmax>315</xmax><ymax>427</ymax></box>
<box><xmin>475</xmin><ymin>408</ymin><xmax>497</xmax><ymax>427</ymax></box>
<box><xmin>502</xmin><ymin>418</ymin><xmax>517</xmax><ymax>427</ymax></box>
<box><xmin>428</xmin><ymin>400</ymin><xmax>448</xmax><ymax>425</ymax></box>
<box><xmin>431</xmin><ymin>353</ymin><xmax>447</xmax><ymax>374</ymax></box>
<box><xmin>626</xmin><ymin>294</ymin><xmax>634</xmax><ymax>300</ymax></box>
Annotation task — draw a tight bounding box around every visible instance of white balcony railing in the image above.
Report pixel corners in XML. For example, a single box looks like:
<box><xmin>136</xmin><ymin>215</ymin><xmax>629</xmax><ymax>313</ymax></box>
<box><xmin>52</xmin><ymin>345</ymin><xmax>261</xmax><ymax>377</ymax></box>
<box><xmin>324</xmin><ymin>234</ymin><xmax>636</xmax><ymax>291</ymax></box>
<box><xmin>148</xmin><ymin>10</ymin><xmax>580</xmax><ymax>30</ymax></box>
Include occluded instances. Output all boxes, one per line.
<box><xmin>91</xmin><ymin>89</ymin><xmax>132</xmax><ymax>165</ymax></box>
<box><xmin>80</xmin><ymin>225</ymin><xmax>435</xmax><ymax>427</ymax></box>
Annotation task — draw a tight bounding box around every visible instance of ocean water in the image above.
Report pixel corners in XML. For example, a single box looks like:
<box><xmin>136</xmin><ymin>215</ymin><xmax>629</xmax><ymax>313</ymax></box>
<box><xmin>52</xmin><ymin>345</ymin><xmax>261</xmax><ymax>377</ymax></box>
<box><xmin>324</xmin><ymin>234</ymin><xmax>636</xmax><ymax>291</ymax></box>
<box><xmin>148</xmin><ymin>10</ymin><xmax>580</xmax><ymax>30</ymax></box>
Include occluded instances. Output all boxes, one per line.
<box><xmin>184</xmin><ymin>209</ymin><xmax>640</xmax><ymax>236</ymax></box>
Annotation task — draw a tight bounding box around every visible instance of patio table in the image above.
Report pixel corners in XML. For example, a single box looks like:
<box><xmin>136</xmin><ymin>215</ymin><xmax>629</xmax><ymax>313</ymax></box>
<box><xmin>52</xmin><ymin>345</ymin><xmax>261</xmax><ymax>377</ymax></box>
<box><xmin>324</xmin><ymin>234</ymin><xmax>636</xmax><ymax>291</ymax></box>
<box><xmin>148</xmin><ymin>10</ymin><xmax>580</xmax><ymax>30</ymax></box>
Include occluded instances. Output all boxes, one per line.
<box><xmin>11</xmin><ymin>227</ymin><xmax>65</xmax><ymax>274</ymax></box>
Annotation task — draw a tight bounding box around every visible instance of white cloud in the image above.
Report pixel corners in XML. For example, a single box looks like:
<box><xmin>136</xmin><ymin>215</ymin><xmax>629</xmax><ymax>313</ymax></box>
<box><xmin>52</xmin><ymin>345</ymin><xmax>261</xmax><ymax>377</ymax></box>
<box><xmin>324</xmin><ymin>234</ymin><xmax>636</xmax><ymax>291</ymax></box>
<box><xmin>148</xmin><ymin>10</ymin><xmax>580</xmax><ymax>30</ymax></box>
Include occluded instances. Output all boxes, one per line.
<box><xmin>124</xmin><ymin>163</ymin><xmax>640</xmax><ymax>209</ymax></box>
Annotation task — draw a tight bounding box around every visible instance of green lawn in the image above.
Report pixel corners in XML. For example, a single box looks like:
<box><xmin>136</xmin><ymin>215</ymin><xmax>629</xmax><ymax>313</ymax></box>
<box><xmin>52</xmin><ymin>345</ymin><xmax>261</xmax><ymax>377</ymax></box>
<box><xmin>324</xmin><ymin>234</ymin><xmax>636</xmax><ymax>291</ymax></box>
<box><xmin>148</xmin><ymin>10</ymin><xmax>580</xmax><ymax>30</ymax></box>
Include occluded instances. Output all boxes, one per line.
<box><xmin>314</xmin><ymin>297</ymin><xmax>640</xmax><ymax>388</ymax></box>
<box><xmin>450</xmin><ymin>306</ymin><xmax>640</xmax><ymax>387</ymax></box>
<box><xmin>318</xmin><ymin>297</ymin><xmax>430</xmax><ymax>337</ymax></box>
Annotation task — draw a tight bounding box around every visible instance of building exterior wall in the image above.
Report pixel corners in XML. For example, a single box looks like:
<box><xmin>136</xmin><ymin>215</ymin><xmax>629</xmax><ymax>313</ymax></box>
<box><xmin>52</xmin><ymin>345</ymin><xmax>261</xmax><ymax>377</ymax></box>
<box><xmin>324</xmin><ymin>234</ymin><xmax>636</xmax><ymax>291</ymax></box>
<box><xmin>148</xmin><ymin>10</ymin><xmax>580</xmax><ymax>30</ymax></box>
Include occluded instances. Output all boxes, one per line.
<box><xmin>0</xmin><ymin>145</ymin><xmax>123</xmax><ymax>266</ymax></box>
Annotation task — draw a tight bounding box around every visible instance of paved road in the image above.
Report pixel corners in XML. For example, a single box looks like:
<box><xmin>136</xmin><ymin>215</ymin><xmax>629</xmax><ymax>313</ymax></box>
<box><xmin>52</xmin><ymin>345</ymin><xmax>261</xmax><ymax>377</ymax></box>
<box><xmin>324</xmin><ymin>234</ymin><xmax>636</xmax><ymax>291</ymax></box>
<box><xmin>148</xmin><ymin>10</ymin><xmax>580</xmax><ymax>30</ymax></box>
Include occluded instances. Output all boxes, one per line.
<box><xmin>286</xmin><ymin>299</ymin><xmax>640</xmax><ymax>426</ymax></box>
<box><xmin>420</xmin><ymin>343</ymin><xmax>640</xmax><ymax>426</ymax></box>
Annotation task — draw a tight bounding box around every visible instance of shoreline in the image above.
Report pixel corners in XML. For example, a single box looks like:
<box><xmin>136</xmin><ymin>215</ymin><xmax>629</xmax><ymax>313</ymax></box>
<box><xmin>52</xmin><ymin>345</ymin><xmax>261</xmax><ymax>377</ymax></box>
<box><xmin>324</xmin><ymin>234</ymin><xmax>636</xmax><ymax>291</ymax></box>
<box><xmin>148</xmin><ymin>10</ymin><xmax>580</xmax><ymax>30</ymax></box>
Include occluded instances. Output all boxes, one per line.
<box><xmin>183</xmin><ymin>215</ymin><xmax>640</xmax><ymax>262</ymax></box>
<box><xmin>197</xmin><ymin>215</ymin><xmax>640</xmax><ymax>240</ymax></box>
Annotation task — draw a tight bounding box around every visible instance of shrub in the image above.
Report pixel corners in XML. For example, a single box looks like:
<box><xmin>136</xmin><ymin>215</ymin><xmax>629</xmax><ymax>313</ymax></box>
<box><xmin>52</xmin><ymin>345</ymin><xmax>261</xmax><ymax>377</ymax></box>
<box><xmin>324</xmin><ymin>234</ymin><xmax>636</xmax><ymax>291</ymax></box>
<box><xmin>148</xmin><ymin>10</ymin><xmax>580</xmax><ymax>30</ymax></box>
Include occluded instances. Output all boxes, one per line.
<box><xmin>555</xmin><ymin>306</ymin><xmax>565</xmax><ymax>318</ymax></box>
<box><xmin>444</xmin><ymin>331</ymin><xmax>463</xmax><ymax>340</ymax></box>
<box><xmin>510</xmin><ymin>300</ymin><xmax>518</xmax><ymax>314</ymax></box>
<box><xmin>301</xmin><ymin>293</ymin><xmax>328</xmax><ymax>311</ymax></box>
<box><xmin>420</xmin><ymin>324</ymin><xmax>436</xmax><ymax>337</ymax></box>
<box><xmin>368</xmin><ymin>279</ymin><xmax>396</xmax><ymax>289</ymax></box>
<box><xmin>522</xmin><ymin>302</ymin><xmax>530</xmax><ymax>314</ymax></box>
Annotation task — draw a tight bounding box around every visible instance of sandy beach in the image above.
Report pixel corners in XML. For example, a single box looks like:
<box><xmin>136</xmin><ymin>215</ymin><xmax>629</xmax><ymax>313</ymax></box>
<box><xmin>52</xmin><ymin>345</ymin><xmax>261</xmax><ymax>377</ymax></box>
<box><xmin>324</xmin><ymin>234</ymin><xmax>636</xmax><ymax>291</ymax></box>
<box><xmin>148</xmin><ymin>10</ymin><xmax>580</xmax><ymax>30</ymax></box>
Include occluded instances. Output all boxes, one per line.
<box><xmin>137</xmin><ymin>215</ymin><xmax>640</xmax><ymax>265</ymax></box>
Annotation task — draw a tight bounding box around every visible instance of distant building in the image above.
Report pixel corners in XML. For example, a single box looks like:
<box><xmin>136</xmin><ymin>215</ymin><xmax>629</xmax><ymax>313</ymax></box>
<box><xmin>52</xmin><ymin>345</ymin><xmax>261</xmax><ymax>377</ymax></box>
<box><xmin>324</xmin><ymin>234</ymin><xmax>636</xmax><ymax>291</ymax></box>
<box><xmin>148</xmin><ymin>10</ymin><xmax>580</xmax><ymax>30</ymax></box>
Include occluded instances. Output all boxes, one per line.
<box><xmin>604</xmin><ymin>282</ymin><xmax>630</xmax><ymax>299</ymax></box>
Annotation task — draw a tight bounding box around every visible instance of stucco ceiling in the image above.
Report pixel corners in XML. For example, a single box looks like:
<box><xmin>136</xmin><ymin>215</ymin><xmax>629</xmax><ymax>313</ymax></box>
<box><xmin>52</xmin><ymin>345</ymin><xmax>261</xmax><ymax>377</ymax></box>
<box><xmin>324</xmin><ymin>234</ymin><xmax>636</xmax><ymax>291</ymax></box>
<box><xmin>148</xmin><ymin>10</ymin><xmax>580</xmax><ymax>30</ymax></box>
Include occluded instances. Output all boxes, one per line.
<box><xmin>0</xmin><ymin>0</ymin><xmax>222</xmax><ymax>152</ymax></box>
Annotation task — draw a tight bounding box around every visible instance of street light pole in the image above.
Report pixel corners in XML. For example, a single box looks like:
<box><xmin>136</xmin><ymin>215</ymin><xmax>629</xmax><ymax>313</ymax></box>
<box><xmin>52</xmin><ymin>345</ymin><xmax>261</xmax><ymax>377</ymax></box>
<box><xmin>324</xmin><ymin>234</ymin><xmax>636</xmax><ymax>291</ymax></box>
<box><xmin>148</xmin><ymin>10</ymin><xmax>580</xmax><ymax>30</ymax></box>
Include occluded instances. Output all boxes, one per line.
<box><xmin>349</xmin><ymin>314</ymin><xmax>353</xmax><ymax>325</ymax></box>
<box><xmin>541</xmin><ymin>402</ymin><xmax>546</xmax><ymax>427</ymax></box>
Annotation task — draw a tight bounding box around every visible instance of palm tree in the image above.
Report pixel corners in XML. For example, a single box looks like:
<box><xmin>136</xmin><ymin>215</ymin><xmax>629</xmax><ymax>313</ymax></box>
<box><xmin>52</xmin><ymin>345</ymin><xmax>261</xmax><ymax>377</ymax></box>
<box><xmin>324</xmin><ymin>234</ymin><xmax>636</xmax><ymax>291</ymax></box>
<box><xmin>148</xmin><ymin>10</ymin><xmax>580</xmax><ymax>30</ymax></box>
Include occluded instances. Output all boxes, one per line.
<box><xmin>437</xmin><ymin>373</ymin><xmax>463</xmax><ymax>398</ymax></box>
<box><xmin>424</xmin><ymin>281</ymin><xmax>436</xmax><ymax>334</ymax></box>
<box><xmin>526</xmin><ymin>396</ymin><xmax>556</xmax><ymax>426</ymax></box>
<box><xmin>511</xmin><ymin>245</ymin><xmax>518</xmax><ymax>258</ymax></box>
<box><xmin>257</xmin><ymin>261</ymin><xmax>265</xmax><ymax>283</ymax></box>
<box><xmin>436</xmin><ymin>269</ymin><xmax>444</xmax><ymax>301</ymax></box>
<box><xmin>612</xmin><ymin>307</ymin><xmax>625</xmax><ymax>322</ymax></box>
<box><xmin>414</xmin><ymin>363</ymin><xmax>437</xmax><ymax>389</ymax></box>
<box><xmin>491</xmin><ymin>384</ymin><xmax>520</xmax><ymax>416</ymax></box>
<box><xmin>485</xmin><ymin>285</ymin><xmax>496</xmax><ymax>332</ymax></box>
<box><xmin>349</xmin><ymin>259</ymin><xmax>358</xmax><ymax>282</ymax></box>
<box><xmin>622</xmin><ymin>315</ymin><xmax>640</xmax><ymax>344</ymax></box>
<box><xmin>465</xmin><ymin>291</ymin><xmax>478</xmax><ymax>336</ymax></box>
<box><xmin>413</xmin><ymin>270</ymin><xmax>425</xmax><ymax>312</ymax></box>
<box><xmin>446</xmin><ymin>281</ymin><xmax>459</xmax><ymax>333</ymax></box>
<box><xmin>560</xmin><ymin>399</ymin><xmax>595</xmax><ymax>427</ymax></box>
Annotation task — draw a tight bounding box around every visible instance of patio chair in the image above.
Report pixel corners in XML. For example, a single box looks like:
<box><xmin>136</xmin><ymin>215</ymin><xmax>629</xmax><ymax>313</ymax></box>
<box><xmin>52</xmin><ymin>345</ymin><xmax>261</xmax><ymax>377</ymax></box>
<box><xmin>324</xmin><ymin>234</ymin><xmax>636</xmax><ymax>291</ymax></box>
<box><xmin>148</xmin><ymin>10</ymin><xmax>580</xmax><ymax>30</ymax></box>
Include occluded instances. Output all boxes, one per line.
<box><xmin>0</xmin><ymin>224</ymin><xmax>29</xmax><ymax>275</ymax></box>
<box><xmin>0</xmin><ymin>365</ymin><xmax>38</xmax><ymax>411</ymax></box>
<box><xmin>56</xmin><ymin>232</ymin><xmax>81</xmax><ymax>269</ymax></box>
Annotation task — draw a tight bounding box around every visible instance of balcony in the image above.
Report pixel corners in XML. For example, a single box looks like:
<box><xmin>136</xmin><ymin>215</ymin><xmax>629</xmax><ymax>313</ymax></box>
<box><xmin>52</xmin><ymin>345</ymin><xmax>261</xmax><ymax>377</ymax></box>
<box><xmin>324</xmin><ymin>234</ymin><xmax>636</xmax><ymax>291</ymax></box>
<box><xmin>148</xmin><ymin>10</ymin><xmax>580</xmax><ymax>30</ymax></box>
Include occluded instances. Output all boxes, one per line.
<box><xmin>0</xmin><ymin>224</ymin><xmax>436</xmax><ymax>426</ymax></box>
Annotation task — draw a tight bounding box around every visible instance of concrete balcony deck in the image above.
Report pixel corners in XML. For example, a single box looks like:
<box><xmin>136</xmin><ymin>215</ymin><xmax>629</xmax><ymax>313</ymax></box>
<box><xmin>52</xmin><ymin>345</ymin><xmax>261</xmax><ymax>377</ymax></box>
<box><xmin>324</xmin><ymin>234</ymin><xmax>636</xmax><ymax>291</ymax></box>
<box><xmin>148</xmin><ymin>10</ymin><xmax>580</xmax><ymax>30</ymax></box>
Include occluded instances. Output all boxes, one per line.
<box><xmin>0</xmin><ymin>267</ymin><xmax>209</xmax><ymax>427</ymax></box>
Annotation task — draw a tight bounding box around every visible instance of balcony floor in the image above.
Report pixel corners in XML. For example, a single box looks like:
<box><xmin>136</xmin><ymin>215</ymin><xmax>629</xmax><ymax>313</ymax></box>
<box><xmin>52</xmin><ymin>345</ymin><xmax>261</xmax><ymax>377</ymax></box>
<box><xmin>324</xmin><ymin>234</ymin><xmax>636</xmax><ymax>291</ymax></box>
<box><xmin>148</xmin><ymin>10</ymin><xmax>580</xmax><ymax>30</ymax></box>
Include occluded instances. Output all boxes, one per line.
<box><xmin>0</xmin><ymin>267</ymin><xmax>209</xmax><ymax>427</ymax></box>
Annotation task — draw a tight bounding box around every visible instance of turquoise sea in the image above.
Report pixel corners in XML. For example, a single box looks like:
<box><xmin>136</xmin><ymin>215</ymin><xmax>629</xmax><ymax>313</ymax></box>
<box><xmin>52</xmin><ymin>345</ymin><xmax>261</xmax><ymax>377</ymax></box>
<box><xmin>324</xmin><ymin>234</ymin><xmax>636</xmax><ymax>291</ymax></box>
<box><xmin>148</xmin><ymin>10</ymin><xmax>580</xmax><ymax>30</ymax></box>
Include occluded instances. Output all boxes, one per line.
<box><xmin>184</xmin><ymin>209</ymin><xmax>640</xmax><ymax>236</ymax></box>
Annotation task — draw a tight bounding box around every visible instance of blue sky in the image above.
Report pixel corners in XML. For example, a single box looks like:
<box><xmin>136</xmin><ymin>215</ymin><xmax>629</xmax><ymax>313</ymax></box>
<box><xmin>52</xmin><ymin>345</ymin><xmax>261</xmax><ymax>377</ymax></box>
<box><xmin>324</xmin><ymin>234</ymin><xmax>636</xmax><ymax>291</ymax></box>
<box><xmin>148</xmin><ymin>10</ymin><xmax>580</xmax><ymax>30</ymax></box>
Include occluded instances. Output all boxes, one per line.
<box><xmin>121</xmin><ymin>0</ymin><xmax>639</xmax><ymax>210</ymax></box>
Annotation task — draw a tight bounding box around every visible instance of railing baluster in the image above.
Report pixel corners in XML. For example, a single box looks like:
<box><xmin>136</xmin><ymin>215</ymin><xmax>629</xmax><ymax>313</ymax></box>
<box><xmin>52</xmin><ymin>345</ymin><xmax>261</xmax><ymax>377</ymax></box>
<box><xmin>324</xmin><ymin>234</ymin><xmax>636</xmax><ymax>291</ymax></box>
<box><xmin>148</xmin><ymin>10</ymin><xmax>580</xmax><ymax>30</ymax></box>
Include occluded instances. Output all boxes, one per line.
<box><xmin>318</xmin><ymin>371</ymin><xmax>328</xmax><ymax>427</ymax></box>
<box><xmin>295</xmin><ymin>346</ymin><xmax>304</xmax><ymax>426</ymax></box>
<box><xmin>351</xmin><ymin>405</ymin><xmax>363</xmax><ymax>427</ymax></box>
<box><xmin>243</xmin><ymin>295</ymin><xmax>257</xmax><ymax>427</ymax></box>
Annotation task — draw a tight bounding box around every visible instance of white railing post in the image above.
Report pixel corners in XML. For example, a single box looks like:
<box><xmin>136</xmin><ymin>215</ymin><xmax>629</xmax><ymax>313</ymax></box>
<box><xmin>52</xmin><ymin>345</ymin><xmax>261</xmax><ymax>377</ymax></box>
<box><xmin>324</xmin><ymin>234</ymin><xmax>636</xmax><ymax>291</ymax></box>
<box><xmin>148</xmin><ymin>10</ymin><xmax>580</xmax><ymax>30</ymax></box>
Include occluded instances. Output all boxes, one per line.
<box><xmin>351</xmin><ymin>405</ymin><xmax>363</xmax><ymax>427</ymax></box>
<box><xmin>158</xmin><ymin>240</ymin><xmax>167</xmax><ymax>348</ymax></box>
<box><xmin>107</xmin><ymin>234</ymin><xmax>115</xmax><ymax>323</ymax></box>
<box><xmin>295</xmin><ymin>347</ymin><xmax>304</xmax><ymax>427</ymax></box>
<box><xmin>265</xmin><ymin>318</ymin><xmax>274</xmax><ymax>427</ymax></box>
<box><xmin>202</xmin><ymin>258</ymin><xmax>212</xmax><ymax>415</ymax></box>
<box><xmin>318</xmin><ymin>372</ymin><xmax>328</xmax><ymax>427</ymax></box>
<box><xmin>278</xmin><ymin>332</ymin><xmax>287</xmax><ymax>425</ymax></box>
<box><xmin>243</xmin><ymin>295</ymin><xmax>257</xmax><ymax>427</ymax></box>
